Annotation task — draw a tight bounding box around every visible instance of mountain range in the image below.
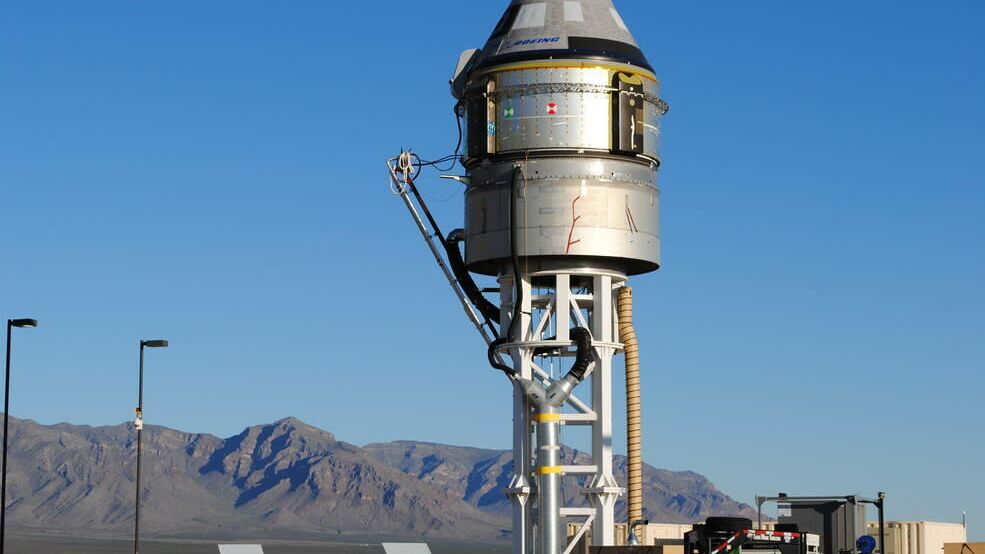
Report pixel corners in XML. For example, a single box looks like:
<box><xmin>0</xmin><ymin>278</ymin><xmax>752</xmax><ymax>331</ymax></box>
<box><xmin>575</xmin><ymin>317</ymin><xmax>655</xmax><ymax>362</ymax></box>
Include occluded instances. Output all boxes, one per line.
<box><xmin>1</xmin><ymin>415</ymin><xmax>755</xmax><ymax>541</ymax></box>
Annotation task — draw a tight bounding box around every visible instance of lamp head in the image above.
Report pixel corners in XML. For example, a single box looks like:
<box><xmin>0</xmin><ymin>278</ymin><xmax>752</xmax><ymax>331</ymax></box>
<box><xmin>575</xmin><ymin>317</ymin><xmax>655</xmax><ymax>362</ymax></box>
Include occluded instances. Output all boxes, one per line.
<box><xmin>141</xmin><ymin>340</ymin><xmax>169</xmax><ymax>348</ymax></box>
<box><xmin>9</xmin><ymin>319</ymin><xmax>38</xmax><ymax>328</ymax></box>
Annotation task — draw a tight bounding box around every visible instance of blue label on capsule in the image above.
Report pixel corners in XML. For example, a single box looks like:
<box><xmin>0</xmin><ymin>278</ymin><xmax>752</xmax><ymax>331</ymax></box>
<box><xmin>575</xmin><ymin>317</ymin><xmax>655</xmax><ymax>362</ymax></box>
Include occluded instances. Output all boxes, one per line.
<box><xmin>512</xmin><ymin>37</ymin><xmax>561</xmax><ymax>47</ymax></box>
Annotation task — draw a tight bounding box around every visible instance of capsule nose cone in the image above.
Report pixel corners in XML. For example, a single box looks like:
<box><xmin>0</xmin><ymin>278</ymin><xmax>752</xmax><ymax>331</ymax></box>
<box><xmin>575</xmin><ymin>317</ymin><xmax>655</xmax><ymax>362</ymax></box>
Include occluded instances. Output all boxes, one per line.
<box><xmin>476</xmin><ymin>0</ymin><xmax>652</xmax><ymax>72</ymax></box>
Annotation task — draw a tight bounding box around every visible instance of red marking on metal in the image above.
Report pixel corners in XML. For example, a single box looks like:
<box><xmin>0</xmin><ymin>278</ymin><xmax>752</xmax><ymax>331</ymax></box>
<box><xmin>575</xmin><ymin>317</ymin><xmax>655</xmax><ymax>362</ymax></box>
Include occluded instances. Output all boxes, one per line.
<box><xmin>626</xmin><ymin>206</ymin><xmax>639</xmax><ymax>233</ymax></box>
<box><xmin>566</xmin><ymin>195</ymin><xmax>582</xmax><ymax>255</ymax></box>
<box><xmin>547</xmin><ymin>103</ymin><xmax>558</xmax><ymax>115</ymax></box>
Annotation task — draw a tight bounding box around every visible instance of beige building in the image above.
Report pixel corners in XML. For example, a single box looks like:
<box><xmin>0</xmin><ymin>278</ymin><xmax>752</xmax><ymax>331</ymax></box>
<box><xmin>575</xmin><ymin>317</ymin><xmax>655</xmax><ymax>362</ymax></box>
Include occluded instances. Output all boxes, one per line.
<box><xmin>867</xmin><ymin>522</ymin><xmax>968</xmax><ymax>554</ymax></box>
<box><xmin>568</xmin><ymin>523</ymin><xmax>694</xmax><ymax>549</ymax></box>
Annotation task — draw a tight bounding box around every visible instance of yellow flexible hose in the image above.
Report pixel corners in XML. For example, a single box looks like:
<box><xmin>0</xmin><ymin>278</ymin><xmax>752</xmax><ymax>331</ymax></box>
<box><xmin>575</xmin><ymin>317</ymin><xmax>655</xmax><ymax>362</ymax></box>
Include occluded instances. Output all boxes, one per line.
<box><xmin>617</xmin><ymin>286</ymin><xmax>643</xmax><ymax>530</ymax></box>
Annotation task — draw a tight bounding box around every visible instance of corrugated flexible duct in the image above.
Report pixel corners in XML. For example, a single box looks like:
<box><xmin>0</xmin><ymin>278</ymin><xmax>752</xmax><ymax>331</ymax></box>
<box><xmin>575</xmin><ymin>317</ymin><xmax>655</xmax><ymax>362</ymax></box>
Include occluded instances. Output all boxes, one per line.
<box><xmin>617</xmin><ymin>286</ymin><xmax>644</xmax><ymax>532</ymax></box>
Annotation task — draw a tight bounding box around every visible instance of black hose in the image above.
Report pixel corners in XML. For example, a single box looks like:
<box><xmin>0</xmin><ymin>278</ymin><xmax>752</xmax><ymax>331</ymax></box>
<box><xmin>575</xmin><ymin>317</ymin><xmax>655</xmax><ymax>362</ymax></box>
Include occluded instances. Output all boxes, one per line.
<box><xmin>446</xmin><ymin>230</ymin><xmax>501</xmax><ymax>325</ymax></box>
<box><xmin>507</xmin><ymin>166</ymin><xmax>524</xmax><ymax>344</ymax></box>
<box><xmin>488</xmin><ymin>337</ymin><xmax>516</xmax><ymax>377</ymax></box>
<box><xmin>568</xmin><ymin>327</ymin><xmax>593</xmax><ymax>382</ymax></box>
<box><xmin>487</xmin><ymin>166</ymin><xmax>525</xmax><ymax>378</ymax></box>
<box><xmin>452</xmin><ymin>105</ymin><xmax>464</xmax><ymax>165</ymax></box>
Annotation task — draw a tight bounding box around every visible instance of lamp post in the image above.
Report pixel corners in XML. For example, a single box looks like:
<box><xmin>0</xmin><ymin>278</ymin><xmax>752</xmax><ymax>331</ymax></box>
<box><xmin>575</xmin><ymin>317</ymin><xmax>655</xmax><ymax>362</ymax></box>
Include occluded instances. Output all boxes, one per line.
<box><xmin>134</xmin><ymin>339</ymin><xmax>167</xmax><ymax>554</ymax></box>
<box><xmin>1</xmin><ymin>318</ymin><xmax>38</xmax><ymax>554</ymax></box>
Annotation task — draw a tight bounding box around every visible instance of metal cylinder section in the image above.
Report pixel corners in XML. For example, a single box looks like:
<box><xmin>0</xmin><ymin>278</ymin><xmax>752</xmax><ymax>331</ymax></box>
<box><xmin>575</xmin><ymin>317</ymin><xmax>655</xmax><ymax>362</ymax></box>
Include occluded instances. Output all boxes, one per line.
<box><xmin>461</xmin><ymin>60</ymin><xmax>666</xmax><ymax>277</ymax></box>
<box><xmin>465</xmin><ymin>157</ymin><xmax>660</xmax><ymax>276</ymax></box>
<box><xmin>464</xmin><ymin>64</ymin><xmax>666</xmax><ymax>163</ymax></box>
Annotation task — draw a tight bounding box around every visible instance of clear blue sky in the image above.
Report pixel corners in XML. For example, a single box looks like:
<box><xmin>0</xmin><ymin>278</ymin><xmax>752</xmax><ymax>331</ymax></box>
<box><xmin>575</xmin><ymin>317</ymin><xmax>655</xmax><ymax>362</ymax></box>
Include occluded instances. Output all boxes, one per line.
<box><xmin>2</xmin><ymin>0</ymin><xmax>983</xmax><ymax>539</ymax></box>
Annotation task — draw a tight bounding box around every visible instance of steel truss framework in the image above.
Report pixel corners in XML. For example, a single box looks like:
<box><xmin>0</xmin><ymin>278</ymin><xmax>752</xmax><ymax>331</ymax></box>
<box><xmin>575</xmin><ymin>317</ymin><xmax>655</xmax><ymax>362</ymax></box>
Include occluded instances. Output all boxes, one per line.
<box><xmin>499</xmin><ymin>269</ymin><xmax>626</xmax><ymax>554</ymax></box>
<box><xmin>387</xmin><ymin>158</ymin><xmax>626</xmax><ymax>554</ymax></box>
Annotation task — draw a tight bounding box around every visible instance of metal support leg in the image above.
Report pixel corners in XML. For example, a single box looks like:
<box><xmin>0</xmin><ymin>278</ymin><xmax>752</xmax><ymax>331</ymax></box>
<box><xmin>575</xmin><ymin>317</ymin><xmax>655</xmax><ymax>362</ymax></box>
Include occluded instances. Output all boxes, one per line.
<box><xmin>505</xmin><ymin>273</ymin><xmax>533</xmax><ymax>554</ymax></box>
<box><xmin>587</xmin><ymin>274</ymin><xmax>622</xmax><ymax>546</ymax></box>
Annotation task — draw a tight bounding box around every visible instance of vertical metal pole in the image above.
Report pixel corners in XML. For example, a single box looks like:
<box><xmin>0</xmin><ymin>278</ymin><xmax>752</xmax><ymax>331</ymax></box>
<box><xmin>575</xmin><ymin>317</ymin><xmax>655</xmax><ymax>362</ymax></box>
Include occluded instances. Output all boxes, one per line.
<box><xmin>1</xmin><ymin>321</ymin><xmax>12</xmax><ymax>554</ymax></box>
<box><xmin>505</xmin><ymin>274</ymin><xmax>532</xmax><ymax>554</ymax></box>
<box><xmin>510</xmin><ymin>384</ymin><xmax>531</xmax><ymax>554</ymax></box>
<box><xmin>536</xmin><ymin>405</ymin><xmax>562</xmax><ymax>554</ymax></box>
<box><xmin>519</xmin><ymin>276</ymin><xmax>533</xmax><ymax>554</ymax></box>
<box><xmin>555</xmin><ymin>275</ymin><xmax>571</xmax><ymax>343</ymax></box>
<box><xmin>878</xmin><ymin>493</ymin><xmax>886</xmax><ymax>554</ymax></box>
<box><xmin>590</xmin><ymin>275</ymin><xmax>618</xmax><ymax>546</ymax></box>
<box><xmin>134</xmin><ymin>344</ymin><xmax>144</xmax><ymax>554</ymax></box>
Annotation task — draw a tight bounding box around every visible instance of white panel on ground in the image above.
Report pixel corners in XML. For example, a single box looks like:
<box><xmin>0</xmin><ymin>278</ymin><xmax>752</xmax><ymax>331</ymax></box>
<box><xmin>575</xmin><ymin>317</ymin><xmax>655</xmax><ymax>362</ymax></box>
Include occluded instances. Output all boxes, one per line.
<box><xmin>218</xmin><ymin>546</ymin><xmax>264</xmax><ymax>554</ymax></box>
<box><xmin>382</xmin><ymin>544</ymin><xmax>432</xmax><ymax>554</ymax></box>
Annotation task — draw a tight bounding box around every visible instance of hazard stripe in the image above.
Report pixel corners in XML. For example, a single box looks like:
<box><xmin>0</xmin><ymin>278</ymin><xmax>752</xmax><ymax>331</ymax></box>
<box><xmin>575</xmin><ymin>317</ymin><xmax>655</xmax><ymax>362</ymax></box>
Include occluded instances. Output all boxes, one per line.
<box><xmin>711</xmin><ymin>531</ymin><xmax>744</xmax><ymax>554</ymax></box>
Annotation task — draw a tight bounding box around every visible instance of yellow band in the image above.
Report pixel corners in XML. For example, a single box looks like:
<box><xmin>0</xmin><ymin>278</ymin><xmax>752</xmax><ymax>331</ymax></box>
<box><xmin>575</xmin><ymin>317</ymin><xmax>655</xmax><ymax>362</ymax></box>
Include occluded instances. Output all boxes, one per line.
<box><xmin>476</xmin><ymin>60</ymin><xmax>659</xmax><ymax>83</ymax></box>
<box><xmin>533</xmin><ymin>413</ymin><xmax>562</xmax><ymax>423</ymax></box>
<box><xmin>537</xmin><ymin>466</ymin><xmax>563</xmax><ymax>475</ymax></box>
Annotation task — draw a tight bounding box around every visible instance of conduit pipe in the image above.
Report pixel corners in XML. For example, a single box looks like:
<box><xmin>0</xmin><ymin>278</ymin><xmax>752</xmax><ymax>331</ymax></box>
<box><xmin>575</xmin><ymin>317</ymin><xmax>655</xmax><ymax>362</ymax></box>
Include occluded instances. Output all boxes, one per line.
<box><xmin>618</xmin><ymin>286</ymin><xmax>644</xmax><ymax>533</ymax></box>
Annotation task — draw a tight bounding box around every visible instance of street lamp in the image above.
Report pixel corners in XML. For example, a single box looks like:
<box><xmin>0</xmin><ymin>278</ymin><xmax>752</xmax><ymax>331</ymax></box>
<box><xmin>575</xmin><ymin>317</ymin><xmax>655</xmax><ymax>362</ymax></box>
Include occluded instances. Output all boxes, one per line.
<box><xmin>1</xmin><ymin>318</ymin><xmax>38</xmax><ymax>554</ymax></box>
<box><xmin>134</xmin><ymin>339</ymin><xmax>167</xmax><ymax>554</ymax></box>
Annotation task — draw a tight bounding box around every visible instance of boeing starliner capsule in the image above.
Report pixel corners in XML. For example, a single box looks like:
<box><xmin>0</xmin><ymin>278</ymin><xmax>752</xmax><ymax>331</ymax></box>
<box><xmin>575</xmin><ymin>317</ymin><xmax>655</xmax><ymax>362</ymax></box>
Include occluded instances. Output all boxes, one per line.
<box><xmin>451</xmin><ymin>0</ymin><xmax>668</xmax><ymax>277</ymax></box>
